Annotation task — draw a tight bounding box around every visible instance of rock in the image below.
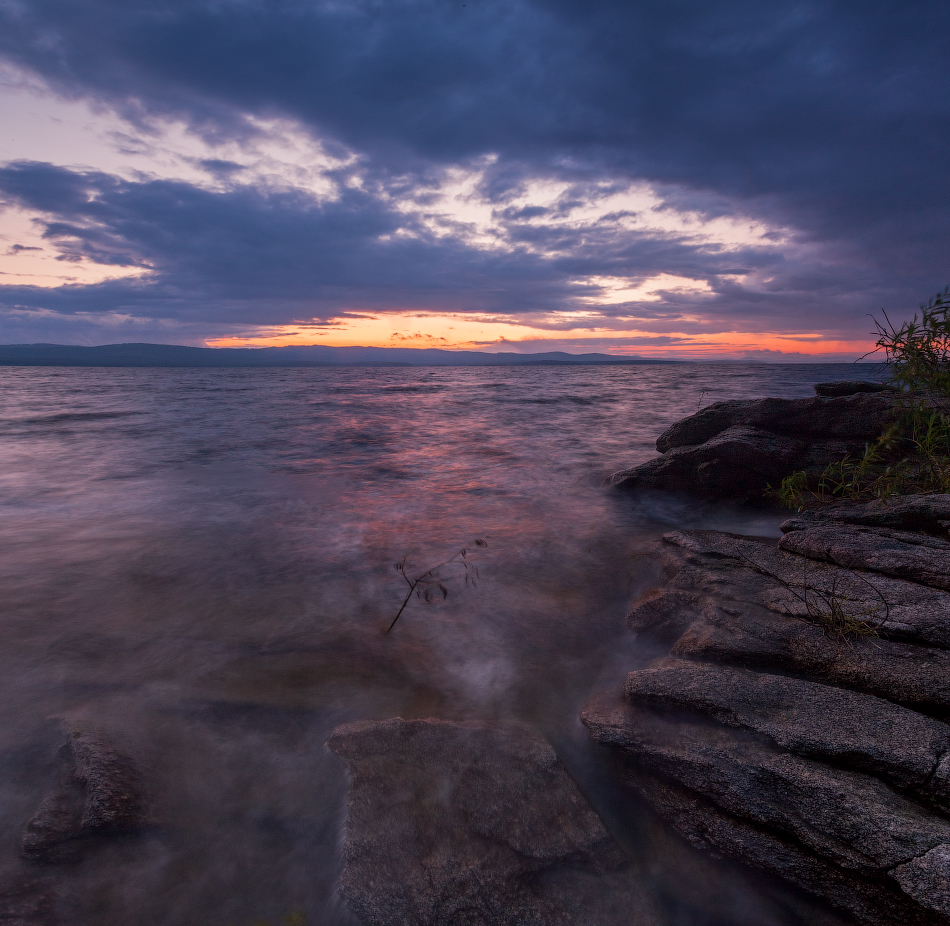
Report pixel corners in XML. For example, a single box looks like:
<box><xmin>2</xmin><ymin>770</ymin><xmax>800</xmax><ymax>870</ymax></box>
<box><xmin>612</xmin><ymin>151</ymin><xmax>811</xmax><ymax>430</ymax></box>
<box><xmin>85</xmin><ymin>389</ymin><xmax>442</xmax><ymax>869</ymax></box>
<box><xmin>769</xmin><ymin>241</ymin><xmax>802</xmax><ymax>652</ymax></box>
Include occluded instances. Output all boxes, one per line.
<box><xmin>606</xmin><ymin>390</ymin><xmax>901</xmax><ymax>500</ymax></box>
<box><xmin>622</xmin><ymin>658</ymin><xmax>950</xmax><ymax>797</ymax></box>
<box><xmin>658</xmin><ymin>528</ymin><xmax>950</xmax><ymax>650</ymax></box>
<box><xmin>622</xmin><ymin>531</ymin><xmax>950</xmax><ymax>712</ymax></box>
<box><xmin>813</xmin><ymin>381</ymin><xmax>896</xmax><ymax>397</ymax></box>
<box><xmin>626</xmin><ymin>586</ymin><xmax>719</xmax><ymax>644</ymax></box>
<box><xmin>69</xmin><ymin>732</ymin><xmax>144</xmax><ymax>831</ymax></box>
<box><xmin>582</xmin><ymin>695</ymin><xmax>950</xmax><ymax>926</ymax></box>
<box><xmin>654</xmin><ymin>393</ymin><xmax>896</xmax><ymax>454</ymax></box>
<box><xmin>893</xmin><ymin>845</ymin><xmax>950</xmax><ymax>917</ymax></box>
<box><xmin>23</xmin><ymin>732</ymin><xmax>145</xmax><ymax>863</ymax></box>
<box><xmin>673</xmin><ymin>603</ymin><xmax>950</xmax><ymax>717</ymax></box>
<box><xmin>0</xmin><ymin>874</ymin><xmax>55</xmax><ymax>925</ymax></box>
<box><xmin>327</xmin><ymin>718</ymin><xmax>653</xmax><ymax>926</ymax></box>
<box><xmin>779</xmin><ymin>523</ymin><xmax>950</xmax><ymax>590</ymax></box>
<box><xmin>607</xmin><ymin>426</ymin><xmax>865</xmax><ymax>499</ymax></box>
<box><xmin>613</xmin><ymin>766</ymin><xmax>909</xmax><ymax>926</ymax></box>
<box><xmin>780</xmin><ymin>493</ymin><xmax>950</xmax><ymax>536</ymax></box>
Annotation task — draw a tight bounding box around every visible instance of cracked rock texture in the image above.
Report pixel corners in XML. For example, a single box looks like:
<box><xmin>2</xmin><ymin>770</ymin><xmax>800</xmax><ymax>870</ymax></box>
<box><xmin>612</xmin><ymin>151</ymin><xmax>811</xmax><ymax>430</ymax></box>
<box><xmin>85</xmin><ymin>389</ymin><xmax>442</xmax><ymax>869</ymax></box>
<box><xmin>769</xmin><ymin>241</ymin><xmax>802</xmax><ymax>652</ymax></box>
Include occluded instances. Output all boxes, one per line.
<box><xmin>585</xmin><ymin>488</ymin><xmax>950</xmax><ymax>926</ymax></box>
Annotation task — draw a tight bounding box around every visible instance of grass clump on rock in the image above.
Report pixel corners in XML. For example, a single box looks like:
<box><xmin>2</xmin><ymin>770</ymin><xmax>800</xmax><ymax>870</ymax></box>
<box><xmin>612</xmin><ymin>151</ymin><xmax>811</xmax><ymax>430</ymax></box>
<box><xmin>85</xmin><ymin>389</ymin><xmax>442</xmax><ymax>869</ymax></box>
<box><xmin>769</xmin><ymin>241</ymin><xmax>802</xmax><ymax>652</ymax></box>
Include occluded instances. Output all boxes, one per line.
<box><xmin>779</xmin><ymin>287</ymin><xmax>950</xmax><ymax>508</ymax></box>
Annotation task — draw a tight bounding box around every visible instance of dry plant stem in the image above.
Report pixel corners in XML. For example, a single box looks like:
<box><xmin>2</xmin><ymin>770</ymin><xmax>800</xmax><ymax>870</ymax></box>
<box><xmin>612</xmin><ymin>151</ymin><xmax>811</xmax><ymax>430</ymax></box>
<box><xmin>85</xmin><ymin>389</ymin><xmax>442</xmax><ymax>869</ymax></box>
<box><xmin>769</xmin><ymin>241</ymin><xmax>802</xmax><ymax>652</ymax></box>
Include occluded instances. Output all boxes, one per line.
<box><xmin>732</xmin><ymin>545</ymin><xmax>888</xmax><ymax>641</ymax></box>
<box><xmin>385</xmin><ymin>540</ymin><xmax>487</xmax><ymax>634</ymax></box>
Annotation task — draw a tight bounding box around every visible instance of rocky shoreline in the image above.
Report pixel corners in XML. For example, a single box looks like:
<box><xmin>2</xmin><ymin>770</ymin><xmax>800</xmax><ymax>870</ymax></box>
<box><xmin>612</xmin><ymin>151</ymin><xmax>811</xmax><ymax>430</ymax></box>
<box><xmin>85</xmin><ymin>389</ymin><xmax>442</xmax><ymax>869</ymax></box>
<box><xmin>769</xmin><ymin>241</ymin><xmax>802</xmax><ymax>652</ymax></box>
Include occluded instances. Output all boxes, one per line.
<box><xmin>582</xmin><ymin>383</ymin><xmax>950</xmax><ymax>925</ymax></box>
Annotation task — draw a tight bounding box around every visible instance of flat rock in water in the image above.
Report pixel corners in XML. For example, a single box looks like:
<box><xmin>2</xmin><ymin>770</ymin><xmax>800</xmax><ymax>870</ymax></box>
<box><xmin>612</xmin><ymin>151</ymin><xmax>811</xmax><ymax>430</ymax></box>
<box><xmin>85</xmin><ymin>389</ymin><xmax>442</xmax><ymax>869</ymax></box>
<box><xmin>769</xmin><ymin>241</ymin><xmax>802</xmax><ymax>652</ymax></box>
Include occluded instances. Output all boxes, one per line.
<box><xmin>622</xmin><ymin>658</ymin><xmax>950</xmax><ymax>795</ymax></box>
<box><xmin>582</xmin><ymin>695</ymin><xmax>950</xmax><ymax>926</ymax></box>
<box><xmin>0</xmin><ymin>874</ymin><xmax>56</xmax><ymax>926</ymax></box>
<box><xmin>327</xmin><ymin>718</ymin><xmax>655</xmax><ymax>926</ymax></box>
<box><xmin>22</xmin><ymin>732</ymin><xmax>145</xmax><ymax>863</ymax></box>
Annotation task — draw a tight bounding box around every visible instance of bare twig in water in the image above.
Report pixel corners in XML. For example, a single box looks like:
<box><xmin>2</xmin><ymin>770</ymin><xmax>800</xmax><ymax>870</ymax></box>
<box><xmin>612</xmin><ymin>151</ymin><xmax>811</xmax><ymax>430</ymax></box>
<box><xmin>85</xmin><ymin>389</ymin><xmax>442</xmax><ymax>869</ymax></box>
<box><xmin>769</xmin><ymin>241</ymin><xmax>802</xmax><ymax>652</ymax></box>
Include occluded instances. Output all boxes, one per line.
<box><xmin>386</xmin><ymin>539</ymin><xmax>488</xmax><ymax>633</ymax></box>
<box><xmin>697</xmin><ymin>389</ymin><xmax>709</xmax><ymax>411</ymax></box>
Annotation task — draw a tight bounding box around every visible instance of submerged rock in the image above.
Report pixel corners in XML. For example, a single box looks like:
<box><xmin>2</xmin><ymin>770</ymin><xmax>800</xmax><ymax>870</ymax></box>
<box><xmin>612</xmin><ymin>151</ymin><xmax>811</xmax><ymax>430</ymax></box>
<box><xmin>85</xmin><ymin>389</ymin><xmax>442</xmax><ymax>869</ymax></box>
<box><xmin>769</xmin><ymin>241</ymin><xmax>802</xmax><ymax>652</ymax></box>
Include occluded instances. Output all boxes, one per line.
<box><xmin>327</xmin><ymin>718</ymin><xmax>656</xmax><ymax>926</ymax></box>
<box><xmin>23</xmin><ymin>732</ymin><xmax>146</xmax><ymax>863</ymax></box>
<box><xmin>0</xmin><ymin>873</ymin><xmax>56</xmax><ymax>926</ymax></box>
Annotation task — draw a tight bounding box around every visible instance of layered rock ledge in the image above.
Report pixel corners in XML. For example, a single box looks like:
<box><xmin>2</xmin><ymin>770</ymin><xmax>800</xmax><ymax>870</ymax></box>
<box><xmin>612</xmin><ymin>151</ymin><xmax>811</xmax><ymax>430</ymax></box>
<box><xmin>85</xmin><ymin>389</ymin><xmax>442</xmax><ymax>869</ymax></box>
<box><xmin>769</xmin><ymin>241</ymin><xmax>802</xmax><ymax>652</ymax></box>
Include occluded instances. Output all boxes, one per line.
<box><xmin>584</xmin><ymin>491</ymin><xmax>950</xmax><ymax>926</ymax></box>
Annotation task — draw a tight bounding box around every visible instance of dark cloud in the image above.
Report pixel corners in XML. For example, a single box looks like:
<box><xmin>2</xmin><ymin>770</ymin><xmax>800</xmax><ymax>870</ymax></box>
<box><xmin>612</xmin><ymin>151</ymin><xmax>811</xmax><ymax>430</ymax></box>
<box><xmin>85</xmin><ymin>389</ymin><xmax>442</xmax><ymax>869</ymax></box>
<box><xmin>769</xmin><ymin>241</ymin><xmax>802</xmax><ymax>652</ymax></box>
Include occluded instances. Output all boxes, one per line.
<box><xmin>0</xmin><ymin>0</ymin><xmax>947</xmax><ymax>344</ymax></box>
<box><xmin>0</xmin><ymin>159</ymin><xmax>792</xmax><ymax>330</ymax></box>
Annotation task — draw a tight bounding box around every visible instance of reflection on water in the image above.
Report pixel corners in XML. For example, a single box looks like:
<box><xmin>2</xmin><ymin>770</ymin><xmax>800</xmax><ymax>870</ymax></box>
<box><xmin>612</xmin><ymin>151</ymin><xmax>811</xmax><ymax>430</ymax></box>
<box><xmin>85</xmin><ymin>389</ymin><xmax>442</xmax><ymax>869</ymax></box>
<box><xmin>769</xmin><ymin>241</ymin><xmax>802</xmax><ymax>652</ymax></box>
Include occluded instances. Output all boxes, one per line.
<box><xmin>0</xmin><ymin>363</ymin><xmax>883</xmax><ymax>924</ymax></box>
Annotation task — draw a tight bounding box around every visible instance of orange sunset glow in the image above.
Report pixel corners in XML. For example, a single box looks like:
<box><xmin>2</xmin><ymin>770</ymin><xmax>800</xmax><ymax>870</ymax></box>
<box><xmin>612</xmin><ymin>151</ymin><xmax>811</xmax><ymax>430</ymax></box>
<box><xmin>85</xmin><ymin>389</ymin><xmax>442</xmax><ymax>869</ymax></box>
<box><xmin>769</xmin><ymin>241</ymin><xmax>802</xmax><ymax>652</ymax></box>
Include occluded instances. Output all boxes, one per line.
<box><xmin>206</xmin><ymin>313</ymin><xmax>876</xmax><ymax>360</ymax></box>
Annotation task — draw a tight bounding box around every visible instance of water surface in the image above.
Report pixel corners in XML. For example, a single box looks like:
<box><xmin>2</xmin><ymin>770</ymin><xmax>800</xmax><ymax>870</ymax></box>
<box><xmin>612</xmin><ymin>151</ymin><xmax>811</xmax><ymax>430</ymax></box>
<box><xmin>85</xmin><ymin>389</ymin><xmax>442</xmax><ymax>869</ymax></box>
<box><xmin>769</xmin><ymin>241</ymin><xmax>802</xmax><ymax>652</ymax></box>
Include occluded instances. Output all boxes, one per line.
<box><xmin>0</xmin><ymin>362</ymin><xmax>884</xmax><ymax>924</ymax></box>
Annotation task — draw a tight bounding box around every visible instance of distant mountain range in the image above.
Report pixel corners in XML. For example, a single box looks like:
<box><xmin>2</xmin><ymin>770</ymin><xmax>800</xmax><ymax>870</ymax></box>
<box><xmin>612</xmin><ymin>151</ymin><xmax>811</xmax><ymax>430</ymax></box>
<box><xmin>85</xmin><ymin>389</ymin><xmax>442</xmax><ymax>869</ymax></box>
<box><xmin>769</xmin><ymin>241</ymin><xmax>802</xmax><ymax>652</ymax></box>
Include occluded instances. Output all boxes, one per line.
<box><xmin>0</xmin><ymin>343</ymin><xmax>676</xmax><ymax>367</ymax></box>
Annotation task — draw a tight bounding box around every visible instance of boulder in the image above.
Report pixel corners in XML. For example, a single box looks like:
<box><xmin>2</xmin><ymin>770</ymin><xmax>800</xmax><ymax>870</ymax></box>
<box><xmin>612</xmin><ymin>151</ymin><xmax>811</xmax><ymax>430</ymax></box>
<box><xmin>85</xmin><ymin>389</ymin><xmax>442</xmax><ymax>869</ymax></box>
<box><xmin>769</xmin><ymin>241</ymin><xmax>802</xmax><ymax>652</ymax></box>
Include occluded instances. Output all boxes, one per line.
<box><xmin>622</xmin><ymin>658</ymin><xmax>950</xmax><ymax>797</ymax></box>
<box><xmin>327</xmin><ymin>718</ymin><xmax>655</xmax><ymax>926</ymax></box>
<box><xmin>778</xmin><ymin>523</ymin><xmax>950</xmax><ymax>590</ymax></box>
<box><xmin>23</xmin><ymin>732</ymin><xmax>145</xmax><ymax>863</ymax></box>
<box><xmin>607</xmin><ymin>426</ymin><xmax>865</xmax><ymax>499</ymax></box>
<box><xmin>813</xmin><ymin>381</ymin><xmax>896</xmax><ymax>397</ymax></box>
<box><xmin>654</xmin><ymin>393</ymin><xmax>896</xmax><ymax>454</ymax></box>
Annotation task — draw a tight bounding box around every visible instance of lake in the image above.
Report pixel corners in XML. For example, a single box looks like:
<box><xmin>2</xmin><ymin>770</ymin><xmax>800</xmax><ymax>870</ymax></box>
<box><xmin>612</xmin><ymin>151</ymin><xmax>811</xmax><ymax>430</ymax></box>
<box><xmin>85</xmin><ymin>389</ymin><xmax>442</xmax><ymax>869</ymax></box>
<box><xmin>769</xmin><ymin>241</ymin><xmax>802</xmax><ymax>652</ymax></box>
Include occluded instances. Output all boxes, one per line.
<box><xmin>0</xmin><ymin>362</ymin><xmax>885</xmax><ymax>925</ymax></box>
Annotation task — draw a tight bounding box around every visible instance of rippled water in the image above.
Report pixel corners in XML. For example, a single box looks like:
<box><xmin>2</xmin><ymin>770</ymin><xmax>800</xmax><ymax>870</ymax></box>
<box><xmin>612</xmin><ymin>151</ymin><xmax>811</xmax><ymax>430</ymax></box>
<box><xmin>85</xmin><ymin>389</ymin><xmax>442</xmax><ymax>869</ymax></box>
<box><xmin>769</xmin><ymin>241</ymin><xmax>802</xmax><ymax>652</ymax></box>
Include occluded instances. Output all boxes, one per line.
<box><xmin>0</xmin><ymin>362</ymin><xmax>884</xmax><ymax>925</ymax></box>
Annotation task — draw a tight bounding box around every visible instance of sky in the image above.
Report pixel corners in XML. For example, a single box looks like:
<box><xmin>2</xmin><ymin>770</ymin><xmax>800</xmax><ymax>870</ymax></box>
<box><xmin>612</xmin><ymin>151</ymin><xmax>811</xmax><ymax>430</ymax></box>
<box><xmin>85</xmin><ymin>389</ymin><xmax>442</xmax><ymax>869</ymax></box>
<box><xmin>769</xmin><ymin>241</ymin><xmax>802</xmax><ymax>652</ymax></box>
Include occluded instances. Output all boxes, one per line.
<box><xmin>0</xmin><ymin>1</ymin><xmax>946</xmax><ymax>359</ymax></box>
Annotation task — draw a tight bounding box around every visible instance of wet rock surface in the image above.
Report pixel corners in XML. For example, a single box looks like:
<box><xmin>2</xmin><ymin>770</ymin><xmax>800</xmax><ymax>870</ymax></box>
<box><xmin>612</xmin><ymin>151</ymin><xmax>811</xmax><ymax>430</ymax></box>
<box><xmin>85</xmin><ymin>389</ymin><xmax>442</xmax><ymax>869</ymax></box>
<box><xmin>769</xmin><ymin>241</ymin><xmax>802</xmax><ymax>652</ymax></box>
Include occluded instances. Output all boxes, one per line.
<box><xmin>328</xmin><ymin>718</ymin><xmax>658</xmax><ymax>926</ymax></box>
<box><xmin>813</xmin><ymin>381</ymin><xmax>897</xmax><ymax>397</ymax></box>
<box><xmin>608</xmin><ymin>391</ymin><xmax>897</xmax><ymax>499</ymax></box>
<box><xmin>584</xmin><ymin>489</ymin><xmax>950</xmax><ymax>926</ymax></box>
<box><xmin>0</xmin><ymin>874</ymin><xmax>56</xmax><ymax>926</ymax></box>
<box><xmin>778</xmin><ymin>492</ymin><xmax>950</xmax><ymax>535</ymax></box>
<box><xmin>23</xmin><ymin>732</ymin><xmax>146</xmax><ymax>864</ymax></box>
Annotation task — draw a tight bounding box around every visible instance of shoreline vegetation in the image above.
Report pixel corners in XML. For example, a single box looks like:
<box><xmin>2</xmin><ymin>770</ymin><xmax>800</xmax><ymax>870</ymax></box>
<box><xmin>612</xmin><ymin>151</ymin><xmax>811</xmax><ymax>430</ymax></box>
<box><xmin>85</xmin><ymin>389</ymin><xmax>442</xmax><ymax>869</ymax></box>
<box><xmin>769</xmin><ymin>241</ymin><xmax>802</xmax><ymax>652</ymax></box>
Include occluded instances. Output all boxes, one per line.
<box><xmin>779</xmin><ymin>288</ymin><xmax>950</xmax><ymax>507</ymax></box>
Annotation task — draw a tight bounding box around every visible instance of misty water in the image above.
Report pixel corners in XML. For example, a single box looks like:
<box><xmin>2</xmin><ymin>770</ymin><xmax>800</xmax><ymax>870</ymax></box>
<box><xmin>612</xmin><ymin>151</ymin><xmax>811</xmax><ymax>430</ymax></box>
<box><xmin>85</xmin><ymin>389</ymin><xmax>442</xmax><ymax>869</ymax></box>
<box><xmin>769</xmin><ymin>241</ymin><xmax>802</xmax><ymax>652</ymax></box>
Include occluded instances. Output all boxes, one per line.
<box><xmin>0</xmin><ymin>362</ymin><xmax>885</xmax><ymax>925</ymax></box>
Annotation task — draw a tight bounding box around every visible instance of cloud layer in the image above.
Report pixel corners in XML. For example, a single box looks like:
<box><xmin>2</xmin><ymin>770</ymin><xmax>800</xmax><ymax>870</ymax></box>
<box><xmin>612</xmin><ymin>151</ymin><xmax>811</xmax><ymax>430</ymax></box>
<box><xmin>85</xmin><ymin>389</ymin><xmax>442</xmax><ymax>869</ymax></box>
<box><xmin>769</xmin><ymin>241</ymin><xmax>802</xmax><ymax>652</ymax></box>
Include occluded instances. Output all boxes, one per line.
<box><xmin>0</xmin><ymin>0</ymin><xmax>947</xmax><ymax>353</ymax></box>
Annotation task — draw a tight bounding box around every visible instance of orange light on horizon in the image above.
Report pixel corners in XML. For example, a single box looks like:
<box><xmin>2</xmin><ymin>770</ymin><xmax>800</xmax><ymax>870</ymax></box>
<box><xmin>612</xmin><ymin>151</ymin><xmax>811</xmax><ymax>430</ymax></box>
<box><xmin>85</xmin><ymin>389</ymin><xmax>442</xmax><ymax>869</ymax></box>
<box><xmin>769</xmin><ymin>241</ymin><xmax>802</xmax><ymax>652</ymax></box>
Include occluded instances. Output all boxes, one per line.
<box><xmin>205</xmin><ymin>313</ymin><xmax>876</xmax><ymax>361</ymax></box>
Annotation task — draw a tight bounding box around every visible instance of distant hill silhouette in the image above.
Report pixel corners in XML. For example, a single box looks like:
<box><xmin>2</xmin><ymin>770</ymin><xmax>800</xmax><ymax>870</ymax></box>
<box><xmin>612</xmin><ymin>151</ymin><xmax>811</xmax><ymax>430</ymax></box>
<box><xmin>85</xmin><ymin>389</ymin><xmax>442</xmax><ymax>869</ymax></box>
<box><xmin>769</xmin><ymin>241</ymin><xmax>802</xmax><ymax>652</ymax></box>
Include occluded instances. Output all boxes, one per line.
<box><xmin>0</xmin><ymin>343</ymin><xmax>676</xmax><ymax>367</ymax></box>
